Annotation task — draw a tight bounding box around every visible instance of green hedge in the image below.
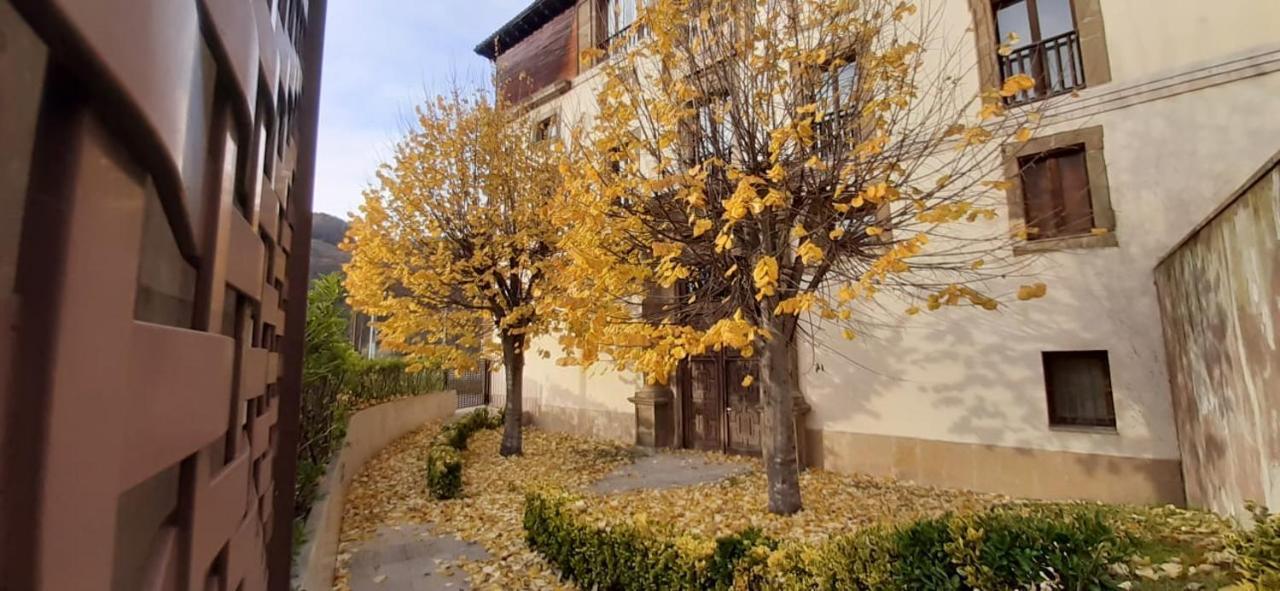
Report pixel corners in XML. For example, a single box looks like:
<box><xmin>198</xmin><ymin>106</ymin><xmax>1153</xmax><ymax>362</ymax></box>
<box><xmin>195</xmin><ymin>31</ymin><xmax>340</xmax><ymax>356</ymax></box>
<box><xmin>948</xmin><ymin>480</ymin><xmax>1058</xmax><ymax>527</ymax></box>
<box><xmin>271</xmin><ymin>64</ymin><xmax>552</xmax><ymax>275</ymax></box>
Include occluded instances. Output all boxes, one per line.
<box><xmin>1230</xmin><ymin>502</ymin><xmax>1280</xmax><ymax>589</ymax></box>
<box><xmin>524</xmin><ymin>491</ymin><xmax>1132</xmax><ymax>591</ymax></box>
<box><xmin>424</xmin><ymin>408</ymin><xmax>504</xmax><ymax>500</ymax></box>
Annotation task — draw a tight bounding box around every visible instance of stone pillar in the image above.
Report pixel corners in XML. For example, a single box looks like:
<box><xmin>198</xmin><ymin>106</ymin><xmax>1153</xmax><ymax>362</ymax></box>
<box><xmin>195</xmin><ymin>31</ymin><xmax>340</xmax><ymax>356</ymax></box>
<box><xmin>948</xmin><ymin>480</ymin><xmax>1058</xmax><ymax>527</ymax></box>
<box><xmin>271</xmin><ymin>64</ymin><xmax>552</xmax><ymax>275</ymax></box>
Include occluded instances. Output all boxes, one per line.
<box><xmin>629</xmin><ymin>383</ymin><xmax>675</xmax><ymax>449</ymax></box>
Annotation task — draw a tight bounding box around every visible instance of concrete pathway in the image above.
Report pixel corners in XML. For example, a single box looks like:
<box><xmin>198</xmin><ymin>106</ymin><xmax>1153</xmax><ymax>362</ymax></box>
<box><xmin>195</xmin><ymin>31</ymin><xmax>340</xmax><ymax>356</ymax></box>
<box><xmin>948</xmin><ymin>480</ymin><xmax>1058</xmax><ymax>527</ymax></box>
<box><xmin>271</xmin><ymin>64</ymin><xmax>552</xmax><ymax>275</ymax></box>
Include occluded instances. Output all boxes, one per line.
<box><xmin>590</xmin><ymin>453</ymin><xmax>751</xmax><ymax>494</ymax></box>
<box><xmin>347</xmin><ymin>453</ymin><xmax>747</xmax><ymax>590</ymax></box>
<box><xmin>348</xmin><ymin>524</ymin><xmax>489</xmax><ymax>591</ymax></box>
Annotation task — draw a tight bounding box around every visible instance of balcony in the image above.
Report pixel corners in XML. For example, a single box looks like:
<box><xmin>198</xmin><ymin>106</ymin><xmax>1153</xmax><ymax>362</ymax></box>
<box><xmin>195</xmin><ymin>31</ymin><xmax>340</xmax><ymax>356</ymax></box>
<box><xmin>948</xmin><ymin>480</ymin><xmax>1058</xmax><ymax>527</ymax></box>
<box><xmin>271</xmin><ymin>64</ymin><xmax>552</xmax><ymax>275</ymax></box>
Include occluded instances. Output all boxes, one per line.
<box><xmin>1000</xmin><ymin>31</ymin><xmax>1084</xmax><ymax>105</ymax></box>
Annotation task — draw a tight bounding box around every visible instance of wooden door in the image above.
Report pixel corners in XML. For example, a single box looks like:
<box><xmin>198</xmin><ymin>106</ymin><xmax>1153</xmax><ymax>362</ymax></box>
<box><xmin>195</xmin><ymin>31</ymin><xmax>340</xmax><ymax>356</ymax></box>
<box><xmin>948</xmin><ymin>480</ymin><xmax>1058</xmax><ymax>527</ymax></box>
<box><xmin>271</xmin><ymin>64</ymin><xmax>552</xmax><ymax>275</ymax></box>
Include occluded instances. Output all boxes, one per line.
<box><xmin>681</xmin><ymin>356</ymin><xmax>723</xmax><ymax>451</ymax></box>
<box><xmin>725</xmin><ymin>357</ymin><xmax>762</xmax><ymax>455</ymax></box>
<box><xmin>679</xmin><ymin>353</ymin><xmax>762</xmax><ymax>456</ymax></box>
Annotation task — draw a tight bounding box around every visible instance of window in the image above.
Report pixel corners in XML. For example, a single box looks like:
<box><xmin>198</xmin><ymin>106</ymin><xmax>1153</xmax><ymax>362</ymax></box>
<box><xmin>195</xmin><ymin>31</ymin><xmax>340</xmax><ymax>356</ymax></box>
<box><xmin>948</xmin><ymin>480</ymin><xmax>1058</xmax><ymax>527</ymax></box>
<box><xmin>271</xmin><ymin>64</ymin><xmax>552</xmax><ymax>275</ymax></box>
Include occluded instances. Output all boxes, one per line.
<box><xmin>533</xmin><ymin>114</ymin><xmax>559</xmax><ymax>143</ymax></box>
<box><xmin>601</xmin><ymin>0</ymin><xmax>651</xmax><ymax>48</ymax></box>
<box><xmin>1018</xmin><ymin>145</ymin><xmax>1092</xmax><ymax>240</ymax></box>
<box><xmin>815</xmin><ymin>58</ymin><xmax>860</xmax><ymax>153</ymax></box>
<box><xmin>994</xmin><ymin>0</ymin><xmax>1084</xmax><ymax>103</ymax></box>
<box><xmin>1003</xmin><ymin>125</ymin><xmax>1114</xmax><ymax>254</ymax></box>
<box><xmin>681</xmin><ymin>92</ymin><xmax>733</xmax><ymax>167</ymax></box>
<box><xmin>1043</xmin><ymin>351</ymin><xmax>1116</xmax><ymax>429</ymax></box>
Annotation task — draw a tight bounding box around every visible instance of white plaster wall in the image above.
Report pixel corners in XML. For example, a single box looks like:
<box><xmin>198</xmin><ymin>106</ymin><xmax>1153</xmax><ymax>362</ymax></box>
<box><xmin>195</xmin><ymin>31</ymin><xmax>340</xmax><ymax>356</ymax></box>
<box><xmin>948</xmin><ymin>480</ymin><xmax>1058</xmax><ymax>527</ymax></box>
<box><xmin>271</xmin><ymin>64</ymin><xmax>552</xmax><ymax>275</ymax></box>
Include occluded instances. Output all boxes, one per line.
<box><xmin>1102</xmin><ymin>0</ymin><xmax>1280</xmax><ymax>82</ymax></box>
<box><xmin>803</xmin><ymin>71</ymin><xmax>1280</xmax><ymax>460</ymax></box>
<box><xmin>491</xmin><ymin>334</ymin><xmax>642</xmax><ymax>419</ymax></box>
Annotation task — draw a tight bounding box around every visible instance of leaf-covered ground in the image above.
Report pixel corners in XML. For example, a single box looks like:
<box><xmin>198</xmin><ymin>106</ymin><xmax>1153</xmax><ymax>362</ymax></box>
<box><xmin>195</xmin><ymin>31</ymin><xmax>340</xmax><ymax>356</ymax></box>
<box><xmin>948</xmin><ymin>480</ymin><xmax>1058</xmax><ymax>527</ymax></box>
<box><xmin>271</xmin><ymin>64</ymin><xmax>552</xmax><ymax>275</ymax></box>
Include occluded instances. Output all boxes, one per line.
<box><xmin>334</xmin><ymin>423</ymin><xmax>1239</xmax><ymax>590</ymax></box>
<box><xmin>334</xmin><ymin>423</ymin><xmax>633</xmax><ymax>590</ymax></box>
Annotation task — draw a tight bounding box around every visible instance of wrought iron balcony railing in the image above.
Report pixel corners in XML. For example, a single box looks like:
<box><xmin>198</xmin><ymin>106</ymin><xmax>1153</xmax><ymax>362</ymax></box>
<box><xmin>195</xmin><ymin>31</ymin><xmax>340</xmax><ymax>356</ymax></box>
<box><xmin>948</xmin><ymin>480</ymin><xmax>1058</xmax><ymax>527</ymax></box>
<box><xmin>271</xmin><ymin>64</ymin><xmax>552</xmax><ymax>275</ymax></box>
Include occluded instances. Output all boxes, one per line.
<box><xmin>1000</xmin><ymin>30</ymin><xmax>1084</xmax><ymax>105</ymax></box>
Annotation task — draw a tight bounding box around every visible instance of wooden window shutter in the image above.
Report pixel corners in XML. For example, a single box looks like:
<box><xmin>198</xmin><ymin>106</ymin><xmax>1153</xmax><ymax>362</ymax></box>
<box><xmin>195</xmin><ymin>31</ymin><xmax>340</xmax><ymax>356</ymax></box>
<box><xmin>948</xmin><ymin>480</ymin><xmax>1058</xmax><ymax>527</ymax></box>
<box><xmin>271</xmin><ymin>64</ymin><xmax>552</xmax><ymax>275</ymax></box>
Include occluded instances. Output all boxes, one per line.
<box><xmin>578</xmin><ymin>0</ymin><xmax>606</xmax><ymax>69</ymax></box>
<box><xmin>1021</xmin><ymin>155</ymin><xmax>1059</xmax><ymax>238</ymax></box>
<box><xmin>1056</xmin><ymin>149</ymin><xmax>1094</xmax><ymax>235</ymax></box>
<box><xmin>1019</xmin><ymin>145</ymin><xmax>1092</xmax><ymax>240</ymax></box>
<box><xmin>577</xmin><ymin>0</ymin><xmax>597</xmax><ymax>71</ymax></box>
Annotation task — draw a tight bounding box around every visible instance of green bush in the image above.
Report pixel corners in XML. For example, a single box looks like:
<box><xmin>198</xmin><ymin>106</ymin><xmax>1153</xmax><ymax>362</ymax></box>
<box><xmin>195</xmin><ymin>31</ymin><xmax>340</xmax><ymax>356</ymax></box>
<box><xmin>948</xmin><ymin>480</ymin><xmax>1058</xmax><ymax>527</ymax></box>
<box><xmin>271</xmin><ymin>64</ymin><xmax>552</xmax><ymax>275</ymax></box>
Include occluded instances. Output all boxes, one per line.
<box><xmin>426</xmin><ymin>445</ymin><xmax>463</xmax><ymax>499</ymax></box>
<box><xmin>524</xmin><ymin>491</ymin><xmax>758</xmax><ymax>590</ymax></box>
<box><xmin>424</xmin><ymin>408</ymin><xmax>504</xmax><ymax>500</ymax></box>
<box><xmin>1230</xmin><ymin>502</ymin><xmax>1280</xmax><ymax>589</ymax></box>
<box><xmin>524</xmin><ymin>491</ymin><xmax>1130</xmax><ymax>591</ymax></box>
<box><xmin>296</xmin><ymin>274</ymin><xmax>449</xmax><ymax>553</ymax></box>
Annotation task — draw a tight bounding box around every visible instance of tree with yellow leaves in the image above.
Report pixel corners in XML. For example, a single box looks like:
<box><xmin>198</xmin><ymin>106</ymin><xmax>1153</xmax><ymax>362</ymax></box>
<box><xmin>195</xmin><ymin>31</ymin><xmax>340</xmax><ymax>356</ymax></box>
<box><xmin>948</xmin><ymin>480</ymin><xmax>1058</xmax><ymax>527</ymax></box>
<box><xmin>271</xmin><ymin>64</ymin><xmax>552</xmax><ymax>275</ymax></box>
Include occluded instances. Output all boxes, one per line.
<box><xmin>343</xmin><ymin>89</ymin><xmax>562</xmax><ymax>456</ymax></box>
<box><xmin>555</xmin><ymin>0</ymin><xmax>1052</xmax><ymax>513</ymax></box>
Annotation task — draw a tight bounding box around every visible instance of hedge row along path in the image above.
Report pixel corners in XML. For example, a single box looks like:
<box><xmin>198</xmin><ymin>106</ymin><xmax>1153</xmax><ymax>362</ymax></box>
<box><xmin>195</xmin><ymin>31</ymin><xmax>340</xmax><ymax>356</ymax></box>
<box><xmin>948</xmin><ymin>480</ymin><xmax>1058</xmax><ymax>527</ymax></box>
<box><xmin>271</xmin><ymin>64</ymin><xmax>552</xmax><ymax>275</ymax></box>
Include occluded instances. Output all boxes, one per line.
<box><xmin>333</xmin><ymin>422</ymin><xmax>1237</xmax><ymax>590</ymax></box>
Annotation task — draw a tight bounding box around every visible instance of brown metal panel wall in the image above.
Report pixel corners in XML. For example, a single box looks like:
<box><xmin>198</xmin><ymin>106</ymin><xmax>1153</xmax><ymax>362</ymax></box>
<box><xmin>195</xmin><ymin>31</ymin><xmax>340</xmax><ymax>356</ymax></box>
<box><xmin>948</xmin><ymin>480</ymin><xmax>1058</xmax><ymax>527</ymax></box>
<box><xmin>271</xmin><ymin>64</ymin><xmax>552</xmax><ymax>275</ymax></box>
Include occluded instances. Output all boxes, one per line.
<box><xmin>496</xmin><ymin>8</ymin><xmax>578</xmax><ymax>104</ymax></box>
<box><xmin>1156</xmin><ymin>157</ymin><xmax>1280</xmax><ymax>521</ymax></box>
<box><xmin>0</xmin><ymin>0</ymin><xmax>325</xmax><ymax>589</ymax></box>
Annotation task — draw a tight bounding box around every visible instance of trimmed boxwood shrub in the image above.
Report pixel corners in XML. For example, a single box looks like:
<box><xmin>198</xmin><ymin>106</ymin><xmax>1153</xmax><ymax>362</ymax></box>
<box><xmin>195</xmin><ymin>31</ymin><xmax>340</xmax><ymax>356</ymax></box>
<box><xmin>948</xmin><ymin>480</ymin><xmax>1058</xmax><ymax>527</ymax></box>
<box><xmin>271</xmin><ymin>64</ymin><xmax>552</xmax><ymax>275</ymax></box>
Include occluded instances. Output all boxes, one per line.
<box><xmin>424</xmin><ymin>408</ymin><xmax>504</xmax><ymax>500</ymax></box>
<box><xmin>524</xmin><ymin>491</ymin><xmax>1132</xmax><ymax>591</ymax></box>
<box><xmin>524</xmin><ymin>491</ymin><xmax>773</xmax><ymax>590</ymax></box>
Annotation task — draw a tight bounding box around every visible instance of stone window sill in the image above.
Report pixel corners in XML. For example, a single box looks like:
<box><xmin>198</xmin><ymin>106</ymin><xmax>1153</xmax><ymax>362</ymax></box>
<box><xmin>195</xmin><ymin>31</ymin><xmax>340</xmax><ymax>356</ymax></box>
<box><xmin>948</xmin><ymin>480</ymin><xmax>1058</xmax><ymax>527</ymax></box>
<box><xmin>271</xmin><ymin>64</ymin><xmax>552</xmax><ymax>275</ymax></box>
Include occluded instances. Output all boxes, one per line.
<box><xmin>1049</xmin><ymin>424</ymin><xmax>1119</xmax><ymax>435</ymax></box>
<box><xmin>1013</xmin><ymin>231</ymin><xmax>1118</xmax><ymax>256</ymax></box>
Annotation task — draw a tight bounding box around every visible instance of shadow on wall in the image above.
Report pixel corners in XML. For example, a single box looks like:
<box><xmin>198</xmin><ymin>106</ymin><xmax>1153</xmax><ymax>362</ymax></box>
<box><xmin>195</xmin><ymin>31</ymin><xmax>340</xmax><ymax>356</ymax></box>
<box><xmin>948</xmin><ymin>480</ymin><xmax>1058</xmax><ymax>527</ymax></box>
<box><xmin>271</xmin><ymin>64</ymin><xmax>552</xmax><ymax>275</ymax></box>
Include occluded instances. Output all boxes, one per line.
<box><xmin>800</xmin><ymin>246</ymin><xmax>1178</xmax><ymax>499</ymax></box>
<box><xmin>799</xmin><ymin>83</ymin><xmax>1280</xmax><ymax>503</ymax></box>
<box><xmin>492</xmin><ymin>358</ymin><xmax>641</xmax><ymax>444</ymax></box>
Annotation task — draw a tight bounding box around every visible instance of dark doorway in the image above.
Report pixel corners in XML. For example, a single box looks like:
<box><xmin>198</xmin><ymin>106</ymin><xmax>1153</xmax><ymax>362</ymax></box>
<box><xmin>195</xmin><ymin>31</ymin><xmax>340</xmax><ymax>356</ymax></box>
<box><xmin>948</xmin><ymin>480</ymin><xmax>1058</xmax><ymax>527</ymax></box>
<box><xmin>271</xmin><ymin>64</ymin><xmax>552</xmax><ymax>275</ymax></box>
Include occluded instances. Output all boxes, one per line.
<box><xmin>678</xmin><ymin>351</ymin><xmax>762</xmax><ymax>456</ymax></box>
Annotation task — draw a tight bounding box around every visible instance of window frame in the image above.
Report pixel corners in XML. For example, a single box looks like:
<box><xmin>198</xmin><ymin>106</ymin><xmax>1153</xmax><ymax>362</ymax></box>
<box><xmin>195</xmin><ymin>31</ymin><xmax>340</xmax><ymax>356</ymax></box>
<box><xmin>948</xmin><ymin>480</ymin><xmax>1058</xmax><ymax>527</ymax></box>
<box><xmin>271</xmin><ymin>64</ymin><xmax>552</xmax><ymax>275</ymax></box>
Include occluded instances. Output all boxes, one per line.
<box><xmin>533</xmin><ymin>113</ymin><xmax>560</xmax><ymax>144</ymax></box>
<box><xmin>967</xmin><ymin>0</ymin><xmax>1110</xmax><ymax>102</ymax></box>
<box><xmin>1017</xmin><ymin>144</ymin><xmax>1093</xmax><ymax>240</ymax></box>
<box><xmin>1042</xmin><ymin>350</ymin><xmax>1118</xmax><ymax>430</ymax></box>
<box><xmin>1003</xmin><ymin>125</ymin><xmax>1116</xmax><ymax>254</ymax></box>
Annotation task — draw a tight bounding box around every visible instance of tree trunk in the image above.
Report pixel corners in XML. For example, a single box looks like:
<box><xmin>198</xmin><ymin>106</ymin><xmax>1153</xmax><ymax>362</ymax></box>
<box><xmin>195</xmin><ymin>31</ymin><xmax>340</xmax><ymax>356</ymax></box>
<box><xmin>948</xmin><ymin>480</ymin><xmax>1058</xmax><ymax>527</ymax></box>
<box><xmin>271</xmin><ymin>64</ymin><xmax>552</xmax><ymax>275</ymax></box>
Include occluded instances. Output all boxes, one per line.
<box><xmin>500</xmin><ymin>334</ymin><xmax>524</xmax><ymax>457</ymax></box>
<box><xmin>759</xmin><ymin>314</ymin><xmax>802</xmax><ymax>515</ymax></box>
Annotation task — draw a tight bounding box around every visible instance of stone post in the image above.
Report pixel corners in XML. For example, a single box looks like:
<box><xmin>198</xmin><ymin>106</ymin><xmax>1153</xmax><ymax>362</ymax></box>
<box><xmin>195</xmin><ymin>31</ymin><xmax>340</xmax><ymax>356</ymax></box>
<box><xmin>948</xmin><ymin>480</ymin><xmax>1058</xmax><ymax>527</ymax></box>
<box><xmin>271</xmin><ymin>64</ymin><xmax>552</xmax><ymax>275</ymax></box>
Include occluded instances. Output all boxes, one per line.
<box><xmin>629</xmin><ymin>382</ymin><xmax>675</xmax><ymax>449</ymax></box>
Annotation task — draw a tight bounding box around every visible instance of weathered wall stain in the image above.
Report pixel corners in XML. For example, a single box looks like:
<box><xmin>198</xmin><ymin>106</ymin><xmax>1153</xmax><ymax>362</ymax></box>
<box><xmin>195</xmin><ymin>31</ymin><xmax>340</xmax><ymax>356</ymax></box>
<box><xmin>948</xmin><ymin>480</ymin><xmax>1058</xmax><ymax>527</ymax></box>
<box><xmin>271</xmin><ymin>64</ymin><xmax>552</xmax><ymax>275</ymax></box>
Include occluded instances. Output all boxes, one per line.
<box><xmin>1157</xmin><ymin>155</ymin><xmax>1280</xmax><ymax>520</ymax></box>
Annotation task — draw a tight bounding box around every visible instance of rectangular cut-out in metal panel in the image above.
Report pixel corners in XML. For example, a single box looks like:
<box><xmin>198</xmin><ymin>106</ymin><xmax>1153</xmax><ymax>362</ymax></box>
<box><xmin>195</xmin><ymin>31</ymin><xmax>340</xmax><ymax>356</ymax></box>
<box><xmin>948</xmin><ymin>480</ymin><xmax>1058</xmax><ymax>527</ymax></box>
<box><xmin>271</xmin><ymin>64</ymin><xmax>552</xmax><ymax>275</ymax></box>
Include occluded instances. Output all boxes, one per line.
<box><xmin>138</xmin><ymin>526</ymin><xmax>182</xmax><ymax>591</ymax></box>
<box><xmin>227</xmin><ymin>213</ymin><xmax>265</xmax><ymax>297</ymax></box>
<box><xmin>240</xmin><ymin>347</ymin><xmax>270</xmax><ymax>399</ymax></box>
<box><xmin>254</xmin><ymin>0</ymin><xmax>281</xmax><ymax>95</ymax></box>
<box><xmin>197</xmin><ymin>0</ymin><xmax>260</xmax><ymax>125</ymax></box>
<box><xmin>121</xmin><ymin>322</ymin><xmax>234</xmax><ymax>489</ymax></box>
<box><xmin>225</xmin><ymin>511</ymin><xmax>268</xmax><ymax>591</ymax></box>
<box><xmin>258</xmin><ymin>185</ymin><xmax>280</xmax><ymax>239</ymax></box>
<box><xmin>1156</xmin><ymin>156</ymin><xmax>1280</xmax><ymax>521</ymax></box>
<box><xmin>251</xmin><ymin>404</ymin><xmax>277</xmax><ymax>458</ymax></box>
<box><xmin>261</xmin><ymin>284</ymin><xmax>284</xmax><ymax>328</ymax></box>
<box><xmin>189</xmin><ymin>450</ymin><xmax>251</xmax><ymax>585</ymax></box>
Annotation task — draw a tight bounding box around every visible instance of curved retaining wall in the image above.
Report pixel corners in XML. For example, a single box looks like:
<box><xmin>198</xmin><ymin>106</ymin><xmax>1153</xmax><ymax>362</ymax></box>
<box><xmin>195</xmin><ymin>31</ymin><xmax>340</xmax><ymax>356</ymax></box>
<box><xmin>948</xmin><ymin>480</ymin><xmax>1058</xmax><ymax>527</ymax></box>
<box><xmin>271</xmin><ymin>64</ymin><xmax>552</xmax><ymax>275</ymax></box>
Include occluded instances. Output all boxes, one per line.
<box><xmin>293</xmin><ymin>390</ymin><xmax>458</xmax><ymax>591</ymax></box>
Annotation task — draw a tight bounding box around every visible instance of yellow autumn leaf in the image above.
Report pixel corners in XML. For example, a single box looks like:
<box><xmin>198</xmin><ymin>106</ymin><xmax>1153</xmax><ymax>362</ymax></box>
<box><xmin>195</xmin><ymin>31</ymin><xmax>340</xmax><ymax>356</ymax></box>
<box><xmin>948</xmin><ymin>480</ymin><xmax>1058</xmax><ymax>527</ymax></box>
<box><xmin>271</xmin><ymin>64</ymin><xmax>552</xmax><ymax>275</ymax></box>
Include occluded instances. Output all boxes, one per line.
<box><xmin>797</xmin><ymin>240</ymin><xmax>824</xmax><ymax>265</ymax></box>
<box><xmin>692</xmin><ymin>218</ymin><xmax>714</xmax><ymax>237</ymax></box>
<box><xmin>1000</xmin><ymin>74</ymin><xmax>1036</xmax><ymax>97</ymax></box>
<box><xmin>752</xmin><ymin>256</ymin><xmax>779</xmax><ymax>300</ymax></box>
<box><xmin>740</xmin><ymin>375</ymin><xmax>754</xmax><ymax>387</ymax></box>
<box><xmin>1016</xmin><ymin>282</ymin><xmax>1048</xmax><ymax>301</ymax></box>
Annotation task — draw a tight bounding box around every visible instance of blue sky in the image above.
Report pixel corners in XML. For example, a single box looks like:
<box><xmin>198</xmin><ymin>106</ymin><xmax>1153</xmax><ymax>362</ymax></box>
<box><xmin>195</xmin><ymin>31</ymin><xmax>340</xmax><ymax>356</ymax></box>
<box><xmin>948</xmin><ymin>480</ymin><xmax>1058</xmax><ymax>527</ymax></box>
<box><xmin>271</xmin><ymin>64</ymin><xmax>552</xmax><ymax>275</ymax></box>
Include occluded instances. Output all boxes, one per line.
<box><xmin>314</xmin><ymin>1</ymin><xmax>527</xmax><ymax>218</ymax></box>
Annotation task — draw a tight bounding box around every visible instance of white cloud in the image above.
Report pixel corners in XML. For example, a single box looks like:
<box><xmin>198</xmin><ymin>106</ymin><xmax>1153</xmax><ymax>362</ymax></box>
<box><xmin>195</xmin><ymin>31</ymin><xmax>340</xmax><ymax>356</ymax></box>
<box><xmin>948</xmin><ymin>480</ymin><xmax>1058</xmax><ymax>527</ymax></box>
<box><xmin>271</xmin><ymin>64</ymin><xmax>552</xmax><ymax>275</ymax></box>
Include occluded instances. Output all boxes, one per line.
<box><xmin>313</xmin><ymin>0</ymin><xmax>525</xmax><ymax>217</ymax></box>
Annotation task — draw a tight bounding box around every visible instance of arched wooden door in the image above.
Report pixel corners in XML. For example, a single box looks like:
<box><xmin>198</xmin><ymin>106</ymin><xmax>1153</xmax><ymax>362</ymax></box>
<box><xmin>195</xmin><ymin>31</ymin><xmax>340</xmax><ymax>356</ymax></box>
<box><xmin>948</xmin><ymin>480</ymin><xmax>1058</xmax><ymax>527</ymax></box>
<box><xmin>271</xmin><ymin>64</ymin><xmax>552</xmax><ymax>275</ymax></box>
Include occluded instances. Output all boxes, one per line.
<box><xmin>678</xmin><ymin>352</ymin><xmax>761</xmax><ymax>456</ymax></box>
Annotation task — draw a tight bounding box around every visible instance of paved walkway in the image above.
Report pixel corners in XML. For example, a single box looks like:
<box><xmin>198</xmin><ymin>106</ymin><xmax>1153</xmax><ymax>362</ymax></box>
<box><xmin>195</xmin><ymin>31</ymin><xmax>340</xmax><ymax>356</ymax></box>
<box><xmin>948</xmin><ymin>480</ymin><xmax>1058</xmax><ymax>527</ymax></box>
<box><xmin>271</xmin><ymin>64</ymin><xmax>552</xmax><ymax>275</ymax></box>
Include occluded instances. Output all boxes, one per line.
<box><xmin>345</xmin><ymin>452</ymin><xmax>745</xmax><ymax>590</ymax></box>
<box><xmin>590</xmin><ymin>453</ymin><xmax>751</xmax><ymax>494</ymax></box>
<box><xmin>348</xmin><ymin>524</ymin><xmax>488</xmax><ymax>591</ymax></box>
